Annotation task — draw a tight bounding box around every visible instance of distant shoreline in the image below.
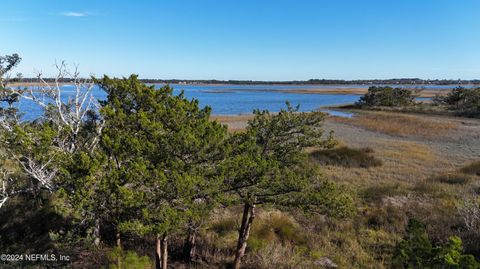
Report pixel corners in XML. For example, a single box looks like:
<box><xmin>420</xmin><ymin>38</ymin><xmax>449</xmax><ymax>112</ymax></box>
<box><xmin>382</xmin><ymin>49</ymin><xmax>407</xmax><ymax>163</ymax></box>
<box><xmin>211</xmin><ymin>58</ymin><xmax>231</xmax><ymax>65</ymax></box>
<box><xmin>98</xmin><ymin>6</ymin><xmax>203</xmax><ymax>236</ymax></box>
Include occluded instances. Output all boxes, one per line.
<box><xmin>8</xmin><ymin>79</ymin><xmax>478</xmax><ymax>88</ymax></box>
<box><xmin>7</xmin><ymin>82</ymin><xmax>448</xmax><ymax>98</ymax></box>
<box><xmin>174</xmin><ymin>86</ymin><xmax>449</xmax><ymax>98</ymax></box>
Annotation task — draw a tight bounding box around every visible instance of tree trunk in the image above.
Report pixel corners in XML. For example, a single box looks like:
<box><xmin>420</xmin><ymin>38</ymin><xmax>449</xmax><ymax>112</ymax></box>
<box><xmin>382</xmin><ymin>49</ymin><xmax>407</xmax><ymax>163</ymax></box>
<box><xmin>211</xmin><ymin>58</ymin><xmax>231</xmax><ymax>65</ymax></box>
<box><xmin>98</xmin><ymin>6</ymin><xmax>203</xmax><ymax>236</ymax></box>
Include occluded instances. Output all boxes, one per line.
<box><xmin>155</xmin><ymin>235</ymin><xmax>161</xmax><ymax>269</ymax></box>
<box><xmin>116</xmin><ymin>231</ymin><xmax>122</xmax><ymax>248</ymax></box>
<box><xmin>93</xmin><ymin>217</ymin><xmax>101</xmax><ymax>247</ymax></box>
<box><xmin>183</xmin><ymin>226</ymin><xmax>197</xmax><ymax>263</ymax></box>
<box><xmin>233</xmin><ymin>203</ymin><xmax>256</xmax><ymax>269</ymax></box>
<box><xmin>116</xmin><ymin>231</ymin><xmax>122</xmax><ymax>269</ymax></box>
<box><xmin>161</xmin><ymin>234</ymin><xmax>168</xmax><ymax>269</ymax></box>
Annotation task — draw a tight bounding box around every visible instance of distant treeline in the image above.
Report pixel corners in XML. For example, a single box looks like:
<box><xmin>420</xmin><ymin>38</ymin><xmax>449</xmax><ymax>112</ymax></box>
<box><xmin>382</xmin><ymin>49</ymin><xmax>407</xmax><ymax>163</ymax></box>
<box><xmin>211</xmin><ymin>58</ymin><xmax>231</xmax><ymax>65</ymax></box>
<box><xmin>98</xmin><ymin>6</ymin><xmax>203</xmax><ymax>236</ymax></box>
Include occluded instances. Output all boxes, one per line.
<box><xmin>12</xmin><ymin>77</ymin><xmax>480</xmax><ymax>85</ymax></box>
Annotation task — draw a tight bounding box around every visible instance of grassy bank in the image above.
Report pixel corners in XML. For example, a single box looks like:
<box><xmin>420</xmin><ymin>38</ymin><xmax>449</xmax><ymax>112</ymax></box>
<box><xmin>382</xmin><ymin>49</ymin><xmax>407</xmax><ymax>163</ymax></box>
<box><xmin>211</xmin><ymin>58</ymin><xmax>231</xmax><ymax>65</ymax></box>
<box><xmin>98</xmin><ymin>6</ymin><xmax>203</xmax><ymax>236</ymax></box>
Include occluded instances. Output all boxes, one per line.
<box><xmin>211</xmin><ymin>110</ymin><xmax>480</xmax><ymax>268</ymax></box>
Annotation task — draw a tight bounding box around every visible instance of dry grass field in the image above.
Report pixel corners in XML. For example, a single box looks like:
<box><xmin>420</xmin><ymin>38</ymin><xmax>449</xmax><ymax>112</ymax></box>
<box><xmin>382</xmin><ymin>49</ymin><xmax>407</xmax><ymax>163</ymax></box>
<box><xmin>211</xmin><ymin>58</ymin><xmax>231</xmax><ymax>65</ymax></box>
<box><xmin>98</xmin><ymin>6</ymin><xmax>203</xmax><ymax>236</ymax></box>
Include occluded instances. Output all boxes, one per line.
<box><xmin>211</xmin><ymin>114</ymin><xmax>253</xmax><ymax>133</ymax></box>
<box><xmin>329</xmin><ymin>111</ymin><xmax>458</xmax><ymax>138</ymax></box>
<box><xmin>212</xmin><ymin>110</ymin><xmax>480</xmax><ymax>268</ymax></box>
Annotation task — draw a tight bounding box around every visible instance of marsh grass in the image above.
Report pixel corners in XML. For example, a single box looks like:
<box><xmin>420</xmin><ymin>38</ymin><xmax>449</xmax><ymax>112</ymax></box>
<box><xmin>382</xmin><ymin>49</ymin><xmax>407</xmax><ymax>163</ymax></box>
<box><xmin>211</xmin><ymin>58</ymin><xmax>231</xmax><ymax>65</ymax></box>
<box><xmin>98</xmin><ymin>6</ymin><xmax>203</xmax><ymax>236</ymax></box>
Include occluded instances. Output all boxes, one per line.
<box><xmin>202</xmin><ymin>208</ymin><xmax>308</xmax><ymax>259</ymax></box>
<box><xmin>243</xmin><ymin>242</ymin><xmax>310</xmax><ymax>269</ymax></box>
<box><xmin>210</xmin><ymin>114</ymin><xmax>255</xmax><ymax>123</ymax></box>
<box><xmin>320</xmin><ymin>140</ymin><xmax>445</xmax><ymax>191</ymax></box>
<box><xmin>199</xmin><ymin>111</ymin><xmax>477</xmax><ymax>268</ymax></box>
<box><xmin>361</xmin><ymin>184</ymin><xmax>408</xmax><ymax>204</ymax></box>
<box><xmin>411</xmin><ymin>181</ymin><xmax>447</xmax><ymax>198</ymax></box>
<box><xmin>460</xmin><ymin>161</ymin><xmax>480</xmax><ymax>176</ymax></box>
<box><xmin>429</xmin><ymin>172</ymin><xmax>473</xmax><ymax>185</ymax></box>
<box><xmin>209</xmin><ymin>217</ymin><xmax>238</xmax><ymax>236</ymax></box>
<box><xmin>310</xmin><ymin>146</ymin><xmax>382</xmax><ymax>168</ymax></box>
<box><xmin>379</xmin><ymin>140</ymin><xmax>439</xmax><ymax>164</ymax></box>
<box><xmin>211</xmin><ymin>114</ymin><xmax>253</xmax><ymax>133</ymax></box>
<box><xmin>331</xmin><ymin>111</ymin><xmax>457</xmax><ymax>138</ymax></box>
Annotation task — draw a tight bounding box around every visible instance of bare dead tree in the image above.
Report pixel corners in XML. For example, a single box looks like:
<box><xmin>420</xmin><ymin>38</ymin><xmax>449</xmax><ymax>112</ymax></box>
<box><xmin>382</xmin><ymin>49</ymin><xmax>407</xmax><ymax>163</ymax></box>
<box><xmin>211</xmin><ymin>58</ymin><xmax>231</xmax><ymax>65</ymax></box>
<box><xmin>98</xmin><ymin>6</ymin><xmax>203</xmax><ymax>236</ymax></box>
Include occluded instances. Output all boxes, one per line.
<box><xmin>460</xmin><ymin>192</ymin><xmax>480</xmax><ymax>233</ymax></box>
<box><xmin>0</xmin><ymin>54</ymin><xmax>22</xmax><ymax>209</ymax></box>
<box><xmin>15</xmin><ymin>61</ymin><xmax>103</xmax><ymax>152</ymax></box>
<box><xmin>0</xmin><ymin>62</ymin><xmax>103</xmax><ymax>209</ymax></box>
<box><xmin>0</xmin><ymin>169</ymin><xmax>12</xmax><ymax>209</ymax></box>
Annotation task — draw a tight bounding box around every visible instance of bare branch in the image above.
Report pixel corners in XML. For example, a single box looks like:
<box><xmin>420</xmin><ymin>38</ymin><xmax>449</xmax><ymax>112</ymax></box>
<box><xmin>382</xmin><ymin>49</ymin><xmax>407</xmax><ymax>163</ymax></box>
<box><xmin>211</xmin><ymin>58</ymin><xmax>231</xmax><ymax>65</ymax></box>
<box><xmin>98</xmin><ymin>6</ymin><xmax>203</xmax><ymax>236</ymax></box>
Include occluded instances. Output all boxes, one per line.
<box><xmin>460</xmin><ymin>194</ymin><xmax>480</xmax><ymax>232</ymax></box>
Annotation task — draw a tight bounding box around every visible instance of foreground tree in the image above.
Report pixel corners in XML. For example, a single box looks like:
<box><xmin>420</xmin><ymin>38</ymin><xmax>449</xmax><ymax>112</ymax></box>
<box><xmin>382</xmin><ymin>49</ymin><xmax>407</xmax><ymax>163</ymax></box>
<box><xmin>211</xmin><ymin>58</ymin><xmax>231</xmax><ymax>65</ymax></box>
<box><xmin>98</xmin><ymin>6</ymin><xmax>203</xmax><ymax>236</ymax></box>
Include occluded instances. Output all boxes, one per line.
<box><xmin>223</xmin><ymin>104</ymin><xmax>354</xmax><ymax>269</ymax></box>
<box><xmin>94</xmin><ymin>75</ymin><xmax>228</xmax><ymax>269</ymax></box>
<box><xmin>0</xmin><ymin>59</ymin><xmax>102</xmax><ymax>211</ymax></box>
<box><xmin>0</xmin><ymin>53</ymin><xmax>21</xmax><ymax>87</ymax></box>
<box><xmin>0</xmin><ymin>53</ymin><xmax>22</xmax><ymax>208</ymax></box>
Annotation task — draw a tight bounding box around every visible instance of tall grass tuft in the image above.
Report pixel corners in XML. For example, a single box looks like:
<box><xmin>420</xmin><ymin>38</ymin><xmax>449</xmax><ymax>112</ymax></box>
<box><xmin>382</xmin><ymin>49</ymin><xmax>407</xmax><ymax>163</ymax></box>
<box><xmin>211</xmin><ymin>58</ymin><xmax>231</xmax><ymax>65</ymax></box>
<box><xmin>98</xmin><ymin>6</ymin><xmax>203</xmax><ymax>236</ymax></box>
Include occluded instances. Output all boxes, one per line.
<box><xmin>310</xmin><ymin>147</ymin><xmax>382</xmax><ymax>168</ymax></box>
<box><xmin>361</xmin><ymin>184</ymin><xmax>407</xmax><ymax>204</ymax></box>
<box><xmin>460</xmin><ymin>161</ymin><xmax>480</xmax><ymax>176</ymax></box>
<box><xmin>429</xmin><ymin>173</ymin><xmax>472</xmax><ymax>185</ymax></box>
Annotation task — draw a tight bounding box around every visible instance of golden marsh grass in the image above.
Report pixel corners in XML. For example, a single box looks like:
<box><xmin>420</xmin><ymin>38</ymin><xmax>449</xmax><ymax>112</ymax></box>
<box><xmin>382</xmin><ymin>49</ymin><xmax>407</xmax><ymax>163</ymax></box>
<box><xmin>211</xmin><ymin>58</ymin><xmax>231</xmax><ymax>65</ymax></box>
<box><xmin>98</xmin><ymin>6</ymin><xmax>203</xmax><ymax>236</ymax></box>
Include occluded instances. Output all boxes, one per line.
<box><xmin>330</xmin><ymin>112</ymin><xmax>458</xmax><ymax>138</ymax></box>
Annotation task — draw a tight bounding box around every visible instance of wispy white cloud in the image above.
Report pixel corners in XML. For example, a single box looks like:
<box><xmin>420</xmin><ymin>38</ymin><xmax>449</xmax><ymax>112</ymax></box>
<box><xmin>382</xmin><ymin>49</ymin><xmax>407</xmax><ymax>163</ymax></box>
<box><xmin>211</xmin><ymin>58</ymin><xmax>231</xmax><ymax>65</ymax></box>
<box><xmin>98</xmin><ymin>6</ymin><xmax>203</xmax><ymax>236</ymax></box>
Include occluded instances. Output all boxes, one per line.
<box><xmin>61</xmin><ymin>11</ymin><xmax>91</xmax><ymax>17</ymax></box>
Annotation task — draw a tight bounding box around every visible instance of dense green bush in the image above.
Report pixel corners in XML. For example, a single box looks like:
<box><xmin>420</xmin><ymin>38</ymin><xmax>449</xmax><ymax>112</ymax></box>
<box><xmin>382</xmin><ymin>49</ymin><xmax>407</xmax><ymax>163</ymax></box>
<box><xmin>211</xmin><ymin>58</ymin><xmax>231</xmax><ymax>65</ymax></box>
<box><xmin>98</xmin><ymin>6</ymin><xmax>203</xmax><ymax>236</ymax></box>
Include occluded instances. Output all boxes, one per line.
<box><xmin>106</xmin><ymin>248</ymin><xmax>152</xmax><ymax>269</ymax></box>
<box><xmin>392</xmin><ymin>219</ymin><xmax>480</xmax><ymax>269</ymax></box>
<box><xmin>434</xmin><ymin>87</ymin><xmax>480</xmax><ymax>116</ymax></box>
<box><xmin>356</xmin><ymin>86</ymin><xmax>419</xmax><ymax>107</ymax></box>
<box><xmin>310</xmin><ymin>146</ymin><xmax>382</xmax><ymax>168</ymax></box>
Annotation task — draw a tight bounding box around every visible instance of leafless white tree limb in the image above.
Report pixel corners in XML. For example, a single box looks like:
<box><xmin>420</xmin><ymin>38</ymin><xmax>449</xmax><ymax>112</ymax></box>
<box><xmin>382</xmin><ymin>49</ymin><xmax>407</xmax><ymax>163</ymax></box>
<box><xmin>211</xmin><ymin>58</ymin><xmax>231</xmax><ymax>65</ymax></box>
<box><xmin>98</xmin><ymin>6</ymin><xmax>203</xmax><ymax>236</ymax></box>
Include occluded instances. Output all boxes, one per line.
<box><xmin>460</xmin><ymin>192</ymin><xmax>480</xmax><ymax>233</ymax></box>
<box><xmin>0</xmin><ymin>170</ymin><xmax>11</xmax><ymax>209</ymax></box>
<box><xmin>0</xmin><ymin>62</ymin><xmax>104</xmax><ymax>208</ymax></box>
<box><xmin>13</xmin><ymin>61</ymin><xmax>103</xmax><ymax>153</ymax></box>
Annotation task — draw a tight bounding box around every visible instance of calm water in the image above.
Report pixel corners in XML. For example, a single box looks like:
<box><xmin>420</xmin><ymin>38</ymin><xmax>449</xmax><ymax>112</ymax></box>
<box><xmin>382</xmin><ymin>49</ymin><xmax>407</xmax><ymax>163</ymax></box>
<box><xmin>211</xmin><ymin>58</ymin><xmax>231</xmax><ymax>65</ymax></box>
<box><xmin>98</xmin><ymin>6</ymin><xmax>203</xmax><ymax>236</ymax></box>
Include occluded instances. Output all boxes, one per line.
<box><xmin>167</xmin><ymin>84</ymin><xmax>360</xmax><ymax>115</ymax></box>
<box><xmin>10</xmin><ymin>83</ymin><xmax>456</xmax><ymax>120</ymax></box>
<box><xmin>14</xmin><ymin>84</ymin><xmax>360</xmax><ymax>120</ymax></box>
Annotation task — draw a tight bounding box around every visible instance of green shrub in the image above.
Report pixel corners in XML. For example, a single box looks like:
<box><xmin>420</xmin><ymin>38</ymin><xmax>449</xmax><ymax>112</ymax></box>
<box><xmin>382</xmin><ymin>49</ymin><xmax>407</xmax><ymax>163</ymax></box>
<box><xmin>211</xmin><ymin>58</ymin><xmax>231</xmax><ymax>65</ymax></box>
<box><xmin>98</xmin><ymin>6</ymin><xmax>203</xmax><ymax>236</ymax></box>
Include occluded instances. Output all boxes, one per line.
<box><xmin>310</xmin><ymin>146</ymin><xmax>382</xmax><ymax>168</ymax></box>
<box><xmin>356</xmin><ymin>86</ymin><xmax>419</xmax><ymax>107</ymax></box>
<box><xmin>106</xmin><ymin>248</ymin><xmax>152</xmax><ymax>269</ymax></box>
<box><xmin>392</xmin><ymin>218</ymin><xmax>434</xmax><ymax>268</ymax></box>
<box><xmin>361</xmin><ymin>229</ymin><xmax>400</xmax><ymax>261</ymax></box>
<box><xmin>434</xmin><ymin>87</ymin><xmax>480</xmax><ymax>116</ymax></box>
<box><xmin>392</xmin><ymin>219</ymin><xmax>480</xmax><ymax>269</ymax></box>
<box><xmin>461</xmin><ymin>161</ymin><xmax>480</xmax><ymax>176</ymax></box>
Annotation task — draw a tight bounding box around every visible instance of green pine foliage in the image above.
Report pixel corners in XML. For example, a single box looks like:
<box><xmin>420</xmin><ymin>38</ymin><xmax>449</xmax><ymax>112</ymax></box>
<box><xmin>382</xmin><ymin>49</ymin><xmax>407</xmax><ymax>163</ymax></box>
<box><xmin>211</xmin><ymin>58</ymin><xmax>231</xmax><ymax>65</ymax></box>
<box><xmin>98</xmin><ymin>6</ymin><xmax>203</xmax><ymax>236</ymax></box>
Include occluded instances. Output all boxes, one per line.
<box><xmin>0</xmin><ymin>58</ymin><xmax>374</xmax><ymax>268</ymax></box>
<box><xmin>434</xmin><ymin>87</ymin><xmax>480</xmax><ymax>117</ymax></box>
<box><xmin>93</xmin><ymin>75</ymin><xmax>229</xmax><ymax>266</ymax></box>
<box><xmin>356</xmin><ymin>86</ymin><xmax>420</xmax><ymax>107</ymax></box>
<box><xmin>106</xmin><ymin>248</ymin><xmax>152</xmax><ymax>269</ymax></box>
<box><xmin>393</xmin><ymin>219</ymin><xmax>480</xmax><ymax>269</ymax></box>
<box><xmin>223</xmin><ymin>104</ymin><xmax>354</xmax><ymax>267</ymax></box>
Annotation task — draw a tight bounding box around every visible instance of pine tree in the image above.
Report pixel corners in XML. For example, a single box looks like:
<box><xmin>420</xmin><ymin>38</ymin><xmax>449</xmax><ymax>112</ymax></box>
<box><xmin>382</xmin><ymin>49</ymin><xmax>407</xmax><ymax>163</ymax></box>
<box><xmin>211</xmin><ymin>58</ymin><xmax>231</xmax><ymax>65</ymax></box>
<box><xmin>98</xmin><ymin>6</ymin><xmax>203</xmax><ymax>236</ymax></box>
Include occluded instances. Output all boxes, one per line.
<box><xmin>223</xmin><ymin>104</ymin><xmax>354</xmax><ymax>269</ymax></box>
<box><xmin>94</xmin><ymin>75</ymin><xmax>228</xmax><ymax>268</ymax></box>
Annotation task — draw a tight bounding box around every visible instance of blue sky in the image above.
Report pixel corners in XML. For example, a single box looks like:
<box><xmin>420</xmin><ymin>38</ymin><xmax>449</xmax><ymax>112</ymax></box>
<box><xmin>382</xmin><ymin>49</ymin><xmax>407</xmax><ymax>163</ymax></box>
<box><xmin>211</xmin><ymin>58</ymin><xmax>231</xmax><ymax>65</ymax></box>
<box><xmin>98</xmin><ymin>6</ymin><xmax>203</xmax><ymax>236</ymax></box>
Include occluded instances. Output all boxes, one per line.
<box><xmin>2</xmin><ymin>0</ymin><xmax>480</xmax><ymax>80</ymax></box>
